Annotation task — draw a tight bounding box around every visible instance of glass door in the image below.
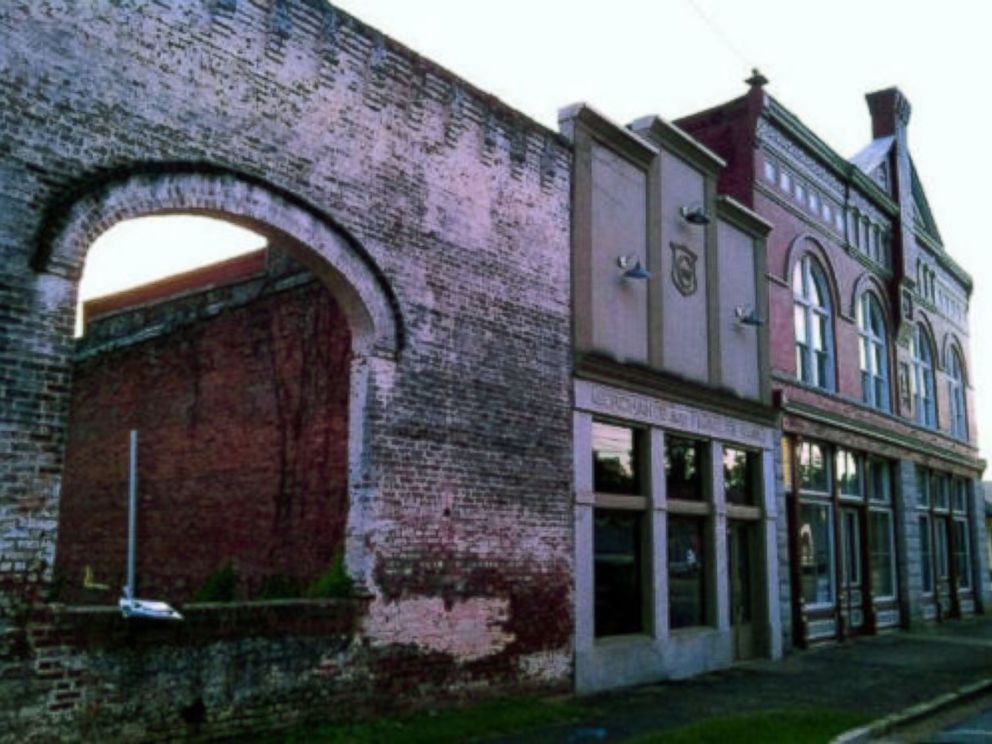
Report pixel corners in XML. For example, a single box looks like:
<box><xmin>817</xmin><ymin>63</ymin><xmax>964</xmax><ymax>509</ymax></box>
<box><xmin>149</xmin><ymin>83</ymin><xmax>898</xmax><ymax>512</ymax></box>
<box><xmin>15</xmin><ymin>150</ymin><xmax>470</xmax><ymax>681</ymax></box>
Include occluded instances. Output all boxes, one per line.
<box><xmin>727</xmin><ymin>520</ymin><xmax>757</xmax><ymax>660</ymax></box>
<box><xmin>839</xmin><ymin>507</ymin><xmax>865</xmax><ymax>633</ymax></box>
<box><xmin>934</xmin><ymin>515</ymin><xmax>954</xmax><ymax>619</ymax></box>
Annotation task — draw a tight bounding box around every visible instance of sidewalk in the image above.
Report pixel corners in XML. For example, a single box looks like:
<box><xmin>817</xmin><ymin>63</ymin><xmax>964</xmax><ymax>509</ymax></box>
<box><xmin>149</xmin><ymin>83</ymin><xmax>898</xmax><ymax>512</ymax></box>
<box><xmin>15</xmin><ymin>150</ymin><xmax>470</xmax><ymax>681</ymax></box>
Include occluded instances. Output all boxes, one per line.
<box><xmin>500</xmin><ymin>616</ymin><xmax>992</xmax><ymax>743</ymax></box>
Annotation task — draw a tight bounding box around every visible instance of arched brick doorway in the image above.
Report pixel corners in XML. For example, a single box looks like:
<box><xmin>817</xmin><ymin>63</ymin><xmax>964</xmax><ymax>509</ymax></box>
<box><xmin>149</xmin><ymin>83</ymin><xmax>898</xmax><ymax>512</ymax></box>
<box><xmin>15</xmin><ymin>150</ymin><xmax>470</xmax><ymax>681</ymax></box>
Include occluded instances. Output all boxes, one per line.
<box><xmin>34</xmin><ymin>171</ymin><xmax>402</xmax><ymax>597</ymax></box>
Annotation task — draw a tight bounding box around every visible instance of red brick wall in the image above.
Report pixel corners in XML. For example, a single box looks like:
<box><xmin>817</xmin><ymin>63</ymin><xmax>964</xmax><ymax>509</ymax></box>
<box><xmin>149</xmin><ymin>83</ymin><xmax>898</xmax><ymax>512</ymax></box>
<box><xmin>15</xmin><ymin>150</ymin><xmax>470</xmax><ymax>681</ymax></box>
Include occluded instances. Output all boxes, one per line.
<box><xmin>56</xmin><ymin>280</ymin><xmax>352</xmax><ymax>604</ymax></box>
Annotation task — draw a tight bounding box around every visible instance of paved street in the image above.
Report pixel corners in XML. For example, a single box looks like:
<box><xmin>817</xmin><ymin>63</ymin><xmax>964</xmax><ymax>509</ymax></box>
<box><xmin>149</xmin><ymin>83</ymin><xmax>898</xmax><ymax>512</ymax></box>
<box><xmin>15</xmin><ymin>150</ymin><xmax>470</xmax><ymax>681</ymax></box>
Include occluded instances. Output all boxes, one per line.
<box><xmin>500</xmin><ymin>616</ymin><xmax>992</xmax><ymax>743</ymax></box>
<box><xmin>931</xmin><ymin>707</ymin><xmax>992</xmax><ymax>743</ymax></box>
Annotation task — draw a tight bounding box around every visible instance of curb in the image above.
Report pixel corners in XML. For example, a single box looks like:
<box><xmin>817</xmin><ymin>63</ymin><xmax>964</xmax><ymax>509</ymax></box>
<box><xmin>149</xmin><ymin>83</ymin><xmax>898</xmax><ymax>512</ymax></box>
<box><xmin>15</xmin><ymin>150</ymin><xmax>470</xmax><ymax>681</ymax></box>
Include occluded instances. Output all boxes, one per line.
<box><xmin>831</xmin><ymin>677</ymin><xmax>992</xmax><ymax>743</ymax></box>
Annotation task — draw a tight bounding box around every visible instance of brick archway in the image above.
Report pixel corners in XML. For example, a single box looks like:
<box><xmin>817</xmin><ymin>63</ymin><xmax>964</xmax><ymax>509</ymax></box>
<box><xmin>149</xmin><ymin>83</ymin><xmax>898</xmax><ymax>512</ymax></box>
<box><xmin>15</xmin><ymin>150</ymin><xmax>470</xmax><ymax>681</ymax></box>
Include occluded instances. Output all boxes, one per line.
<box><xmin>35</xmin><ymin>170</ymin><xmax>402</xmax><ymax>358</ymax></box>
<box><xmin>36</xmin><ymin>170</ymin><xmax>403</xmax><ymax>592</ymax></box>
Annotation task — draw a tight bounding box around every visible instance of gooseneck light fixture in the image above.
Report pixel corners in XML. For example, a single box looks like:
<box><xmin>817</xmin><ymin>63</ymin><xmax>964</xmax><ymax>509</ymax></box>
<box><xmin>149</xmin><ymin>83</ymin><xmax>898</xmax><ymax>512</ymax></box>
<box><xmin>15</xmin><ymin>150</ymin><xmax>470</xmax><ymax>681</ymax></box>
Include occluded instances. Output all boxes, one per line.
<box><xmin>617</xmin><ymin>254</ymin><xmax>650</xmax><ymax>280</ymax></box>
<box><xmin>734</xmin><ymin>304</ymin><xmax>765</xmax><ymax>327</ymax></box>
<box><xmin>679</xmin><ymin>204</ymin><xmax>711</xmax><ymax>226</ymax></box>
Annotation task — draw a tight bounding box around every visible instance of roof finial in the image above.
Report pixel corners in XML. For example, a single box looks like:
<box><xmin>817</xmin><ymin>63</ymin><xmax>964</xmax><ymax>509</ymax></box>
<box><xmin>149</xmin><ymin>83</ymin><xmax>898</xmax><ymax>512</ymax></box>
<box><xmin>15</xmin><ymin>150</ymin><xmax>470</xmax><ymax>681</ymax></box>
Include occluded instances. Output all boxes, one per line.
<box><xmin>745</xmin><ymin>68</ymin><xmax>768</xmax><ymax>88</ymax></box>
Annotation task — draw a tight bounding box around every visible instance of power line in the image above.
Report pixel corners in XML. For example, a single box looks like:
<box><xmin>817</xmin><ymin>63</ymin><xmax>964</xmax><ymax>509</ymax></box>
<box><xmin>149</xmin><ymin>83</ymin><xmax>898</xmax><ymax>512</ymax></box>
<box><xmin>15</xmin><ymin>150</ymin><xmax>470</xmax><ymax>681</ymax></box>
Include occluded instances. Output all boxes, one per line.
<box><xmin>684</xmin><ymin>0</ymin><xmax>750</xmax><ymax>69</ymax></box>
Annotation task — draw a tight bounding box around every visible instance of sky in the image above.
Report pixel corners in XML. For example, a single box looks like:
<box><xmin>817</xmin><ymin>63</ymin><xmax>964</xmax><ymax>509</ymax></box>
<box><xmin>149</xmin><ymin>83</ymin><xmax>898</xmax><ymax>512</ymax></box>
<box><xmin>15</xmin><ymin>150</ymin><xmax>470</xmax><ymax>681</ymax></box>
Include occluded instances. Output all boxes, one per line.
<box><xmin>82</xmin><ymin>0</ymin><xmax>992</xmax><ymax>465</ymax></box>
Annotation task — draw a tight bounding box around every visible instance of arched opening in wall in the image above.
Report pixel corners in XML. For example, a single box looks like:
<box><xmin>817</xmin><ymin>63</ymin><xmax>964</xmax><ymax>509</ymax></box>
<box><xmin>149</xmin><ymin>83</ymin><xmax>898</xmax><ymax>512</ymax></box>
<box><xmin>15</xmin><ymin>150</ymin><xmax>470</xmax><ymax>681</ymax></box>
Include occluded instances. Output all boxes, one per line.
<box><xmin>54</xmin><ymin>214</ymin><xmax>356</xmax><ymax>606</ymax></box>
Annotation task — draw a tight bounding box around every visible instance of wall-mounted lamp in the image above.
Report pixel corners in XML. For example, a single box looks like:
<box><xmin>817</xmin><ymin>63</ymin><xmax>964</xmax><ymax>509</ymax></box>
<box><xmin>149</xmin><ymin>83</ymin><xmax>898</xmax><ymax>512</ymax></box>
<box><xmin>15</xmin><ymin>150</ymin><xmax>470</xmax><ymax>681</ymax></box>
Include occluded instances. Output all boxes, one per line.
<box><xmin>617</xmin><ymin>255</ymin><xmax>650</xmax><ymax>280</ymax></box>
<box><xmin>679</xmin><ymin>204</ymin><xmax>711</xmax><ymax>226</ymax></box>
<box><xmin>734</xmin><ymin>304</ymin><xmax>765</xmax><ymax>326</ymax></box>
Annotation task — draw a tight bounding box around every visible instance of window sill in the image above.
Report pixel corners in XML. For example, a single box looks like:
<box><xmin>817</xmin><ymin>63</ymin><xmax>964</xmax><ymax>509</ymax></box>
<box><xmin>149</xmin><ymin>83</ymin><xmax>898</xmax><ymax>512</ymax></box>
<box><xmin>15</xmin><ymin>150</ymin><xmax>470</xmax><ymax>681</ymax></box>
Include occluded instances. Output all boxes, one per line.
<box><xmin>593</xmin><ymin>633</ymin><xmax>654</xmax><ymax>648</ymax></box>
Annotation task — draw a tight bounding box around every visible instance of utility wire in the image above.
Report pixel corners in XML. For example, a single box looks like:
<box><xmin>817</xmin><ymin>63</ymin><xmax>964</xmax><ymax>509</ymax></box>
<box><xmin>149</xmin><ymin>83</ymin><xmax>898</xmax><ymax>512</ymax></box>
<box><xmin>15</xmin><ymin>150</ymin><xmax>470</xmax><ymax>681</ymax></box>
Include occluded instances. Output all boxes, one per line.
<box><xmin>684</xmin><ymin>0</ymin><xmax>751</xmax><ymax>69</ymax></box>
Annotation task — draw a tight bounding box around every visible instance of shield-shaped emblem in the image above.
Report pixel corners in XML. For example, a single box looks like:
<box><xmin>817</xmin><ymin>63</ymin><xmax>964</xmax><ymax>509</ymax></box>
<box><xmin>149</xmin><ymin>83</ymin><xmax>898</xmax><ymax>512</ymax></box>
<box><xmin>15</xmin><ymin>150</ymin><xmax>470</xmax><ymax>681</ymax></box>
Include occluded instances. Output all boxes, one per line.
<box><xmin>670</xmin><ymin>242</ymin><xmax>698</xmax><ymax>297</ymax></box>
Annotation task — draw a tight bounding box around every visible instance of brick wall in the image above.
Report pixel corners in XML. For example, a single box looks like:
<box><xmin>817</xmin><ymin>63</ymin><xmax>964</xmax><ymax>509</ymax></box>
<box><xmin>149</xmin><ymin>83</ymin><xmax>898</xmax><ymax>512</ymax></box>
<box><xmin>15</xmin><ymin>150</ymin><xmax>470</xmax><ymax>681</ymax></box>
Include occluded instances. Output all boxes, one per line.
<box><xmin>56</xmin><ymin>252</ymin><xmax>352</xmax><ymax>605</ymax></box>
<box><xmin>0</xmin><ymin>0</ymin><xmax>574</xmax><ymax>738</ymax></box>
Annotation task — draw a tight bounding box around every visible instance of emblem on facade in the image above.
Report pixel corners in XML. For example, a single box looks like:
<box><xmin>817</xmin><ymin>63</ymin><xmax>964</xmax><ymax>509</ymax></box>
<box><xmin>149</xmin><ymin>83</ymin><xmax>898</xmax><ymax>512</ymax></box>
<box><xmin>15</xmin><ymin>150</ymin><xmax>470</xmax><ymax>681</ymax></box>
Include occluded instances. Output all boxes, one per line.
<box><xmin>670</xmin><ymin>242</ymin><xmax>698</xmax><ymax>297</ymax></box>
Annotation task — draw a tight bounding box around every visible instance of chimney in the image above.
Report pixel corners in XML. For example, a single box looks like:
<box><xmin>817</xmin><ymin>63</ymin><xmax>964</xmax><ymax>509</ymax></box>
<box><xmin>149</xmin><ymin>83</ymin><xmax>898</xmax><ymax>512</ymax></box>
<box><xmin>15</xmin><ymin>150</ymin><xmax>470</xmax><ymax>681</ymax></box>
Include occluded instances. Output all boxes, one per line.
<box><xmin>865</xmin><ymin>87</ymin><xmax>911</xmax><ymax>140</ymax></box>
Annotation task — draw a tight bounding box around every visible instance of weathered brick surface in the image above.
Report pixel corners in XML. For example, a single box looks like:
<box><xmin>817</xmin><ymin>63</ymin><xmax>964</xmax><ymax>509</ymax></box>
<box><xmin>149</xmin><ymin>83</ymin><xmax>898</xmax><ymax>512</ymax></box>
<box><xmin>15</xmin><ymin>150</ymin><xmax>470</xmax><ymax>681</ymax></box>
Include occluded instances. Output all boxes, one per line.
<box><xmin>57</xmin><ymin>249</ymin><xmax>351</xmax><ymax>604</ymax></box>
<box><xmin>0</xmin><ymin>1</ymin><xmax>574</xmax><ymax>739</ymax></box>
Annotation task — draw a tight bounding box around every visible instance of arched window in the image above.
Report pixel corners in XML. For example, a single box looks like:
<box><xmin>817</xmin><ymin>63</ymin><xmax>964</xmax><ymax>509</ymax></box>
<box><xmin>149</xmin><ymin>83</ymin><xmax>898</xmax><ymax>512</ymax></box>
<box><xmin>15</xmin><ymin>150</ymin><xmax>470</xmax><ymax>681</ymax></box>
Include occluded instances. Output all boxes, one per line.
<box><xmin>910</xmin><ymin>324</ymin><xmax>936</xmax><ymax>428</ymax></box>
<box><xmin>793</xmin><ymin>255</ymin><xmax>834</xmax><ymax>390</ymax></box>
<box><xmin>948</xmin><ymin>349</ymin><xmax>967</xmax><ymax>439</ymax></box>
<box><xmin>857</xmin><ymin>293</ymin><xmax>889</xmax><ymax>411</ymax></box>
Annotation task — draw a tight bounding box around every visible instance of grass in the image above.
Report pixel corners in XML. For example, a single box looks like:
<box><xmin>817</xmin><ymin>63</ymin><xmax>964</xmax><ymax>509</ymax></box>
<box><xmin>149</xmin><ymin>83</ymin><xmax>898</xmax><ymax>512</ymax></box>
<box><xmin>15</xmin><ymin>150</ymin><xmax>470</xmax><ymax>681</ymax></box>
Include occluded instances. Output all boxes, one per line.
<box><xmin>626</xmin><ymin>707</ymin><xmax>871</xmax><ymax>744</ymax></box>
<box><xmin>280</xmin><ymin>696</ymin><xmax>584</xmax><ymax>743</ymax></box>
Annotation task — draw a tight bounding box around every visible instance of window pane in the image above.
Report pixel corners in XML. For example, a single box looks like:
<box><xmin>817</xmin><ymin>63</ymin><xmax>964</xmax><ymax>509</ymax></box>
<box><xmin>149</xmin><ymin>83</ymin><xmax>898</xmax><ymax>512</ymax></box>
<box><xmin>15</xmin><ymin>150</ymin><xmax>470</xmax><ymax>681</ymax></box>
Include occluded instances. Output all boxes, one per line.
<box><xmin>920</xmin><ymin>515</ymin><xmax>933</xmax><ymax>593</ymax></box>
<box><xmin>935</xmin><ymin>520</ymin><xmax>949</xmax><ymax>580</ymax></box>
<box><xmin>594</xmin><ymin>510</ymin><xmax>644</xmax><ymax>636</ymax></box>
<box><xmin>724</xmin><ymin>447</ymin><xmax>758</xmax><ymax>506</ymax></box>
<box><xmin>798</xmin><ymin>442</ymin><xmax>828</xmax><ymax>492</ymax></box>
<box><xmin>668</xmin><ymin>515</ymin><xmax>707</xmax><ymax>628</ymax></box>
<box><xmin>952</xmin><ymin>480</ymin><xmax>967</xmax><ymax>513</ymax></box>
<box><xmin>593</xmin><ymin>422</ymin><xmax>641</xmax><ymax>495</ymax></box>
<box><xmin>812</xmin><ymin>313</ymin><xmax>826</xmax><ymax>351</ymax></box>
<box><xmin>800</xmin><ymin>503</ymin><xmax>834</xmax><ymax>606</ymax></box>
<box><xmin>870</xmin><ymin>510</ymin><xmax>895</xmax><ymax>597</ymax></box>
<box><xmin>868</xmin><ymin>460</ymin><xmax>891</xmax><ymax>503</ymax></box>
<box><xmin>794</xmin><ymin>304</ymin><xmax>807</xmax><ymax>343</ymax></box>
<box><xmin>666</xmin><ymin>436</ymin><xmax>704</xmax><ymax>501</ymax></box>
<box><xmin>917</xmin><ymin>467</ymin><xmax>930</xmax><ymax>507</ymax></box>
<box><xmin>836</xmin><ymin>450</ymin><xmax>860</xmax><ymax>498</ymax></box>
<box><xmin>933</xmin><ymin>474</ymin><xmax>949</xmax><ymax>510</ymax></box>
<box><xmin>954</xmin><ymin>520</ymin><xmax>971</xmax><ymax>590</ymax></box>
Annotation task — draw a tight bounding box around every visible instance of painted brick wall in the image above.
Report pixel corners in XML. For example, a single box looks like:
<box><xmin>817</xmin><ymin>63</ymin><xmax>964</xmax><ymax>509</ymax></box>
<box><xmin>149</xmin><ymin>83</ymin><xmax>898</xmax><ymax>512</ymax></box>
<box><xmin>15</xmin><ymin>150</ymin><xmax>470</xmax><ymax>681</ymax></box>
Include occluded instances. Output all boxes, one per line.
<box><xmin>56</xmin><ymin>256</ymin><xmax>351</xmax><ymax>605</ymax></box>
<box><xmin>0</xmin><ymin>0</ymin><xmax>574</xmax><ymax>738</ymax></box>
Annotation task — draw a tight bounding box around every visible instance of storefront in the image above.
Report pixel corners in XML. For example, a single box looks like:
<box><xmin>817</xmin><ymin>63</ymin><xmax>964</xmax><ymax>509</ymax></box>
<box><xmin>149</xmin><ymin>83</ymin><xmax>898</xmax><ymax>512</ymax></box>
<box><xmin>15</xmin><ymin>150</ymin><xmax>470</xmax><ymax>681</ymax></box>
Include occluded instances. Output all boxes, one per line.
<box><xmin>785</xmin><ymin>438</ymin><xmax>900</xmax><ymax>643</ymax></box>
<box><xmin>784</xmin><ymin>434</ymin><xmax>981</xmax><ymax>646</ymax></box>
<box><xmin>574</xmin><ymin>381</ymin><xmax>781</xmax><ymax>693</ymax></box>
<box><xmin>915</xmin><ymin>468</ymin><xmax>977</xmax><ymax>621</ymax></box>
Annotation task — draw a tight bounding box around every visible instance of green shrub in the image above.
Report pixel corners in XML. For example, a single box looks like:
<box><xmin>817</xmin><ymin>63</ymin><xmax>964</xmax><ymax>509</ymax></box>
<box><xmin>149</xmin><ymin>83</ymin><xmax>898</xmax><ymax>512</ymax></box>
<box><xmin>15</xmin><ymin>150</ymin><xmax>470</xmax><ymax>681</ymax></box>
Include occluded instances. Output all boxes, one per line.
<box><xmin>305</xmin><ymin>553</ymin><xmax>354</xmax><ymax>598</ymax></box>
<box><xmin>257</xmin><ymin>574</ymin><xmax>302</xmax><ymax>600</ymax></box>
<box><xmin>194</xmin><ymin>562</ymin><xmax>238</xmax><ymax>602</ymax></box>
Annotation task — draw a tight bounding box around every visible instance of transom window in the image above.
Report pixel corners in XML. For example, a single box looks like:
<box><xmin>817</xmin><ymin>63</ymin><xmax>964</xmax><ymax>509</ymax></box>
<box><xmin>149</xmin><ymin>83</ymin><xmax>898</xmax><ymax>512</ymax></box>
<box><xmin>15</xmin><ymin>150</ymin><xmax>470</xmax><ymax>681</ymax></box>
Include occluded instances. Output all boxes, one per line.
<box><xmin>948</xmin><ymin>349</ymin><xmax>967</xmax><ymax>440</ymax></box>
<box><xmin>792</xmin><ymin>255</ymin><xmax>834</xmax><ymax>390</ymax></box>
<box><xmin>910</xmin><ymin>324</ymin><xmax>936</xmax><ymax>428</ymax></box>
<box><xmin>857</xmin><ymin>293</ymin><xmax>890</xmax><ymax>411</ymax></box>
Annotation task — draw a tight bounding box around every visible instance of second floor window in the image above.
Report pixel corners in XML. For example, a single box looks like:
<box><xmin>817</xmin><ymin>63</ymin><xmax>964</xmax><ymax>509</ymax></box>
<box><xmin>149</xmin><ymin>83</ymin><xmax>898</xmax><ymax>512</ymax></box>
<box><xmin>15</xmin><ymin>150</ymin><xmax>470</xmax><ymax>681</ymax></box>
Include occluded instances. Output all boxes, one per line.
<box><xmin>910</xmin><ymin>324</ymin><xmax>936</xmax><ymax>428</ymax></box>
<box><xmin>948</xmin><ymin>349</ymin><xmax>968</xmax><ymax>440</ymax></box>
<box><xmin>857</xmin><ymin>293</ymin><xmax>890</xmax><ymax>412</ymax></box>
<box><xmin>792</xmin><ymin>255</ymin><xmax>834</xmax><ymax>390</ymax></box>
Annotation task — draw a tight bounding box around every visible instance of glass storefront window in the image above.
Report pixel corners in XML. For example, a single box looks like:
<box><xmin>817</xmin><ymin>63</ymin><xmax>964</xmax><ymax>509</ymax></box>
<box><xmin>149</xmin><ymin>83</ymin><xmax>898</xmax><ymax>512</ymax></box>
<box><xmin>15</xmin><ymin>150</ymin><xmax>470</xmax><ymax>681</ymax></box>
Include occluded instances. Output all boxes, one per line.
<box><xmin>668</xmin><ymin>515</ymin><xmax>707</xmax><ymax>628</ymax></box>
<box><xmin>666</xmin><ymin>436</ymin><xmax>704</xmax><ymax>502</ymax></box>
<box><xmin>799</xmin><ymin>502</ymin><xmax>834</xmax><ymax>607</ymax></box>
<box><xmin>919</xmin><ymin>515</ymin><xmax>933</xmax><ymax>593</ymax></box>
<box><xmin>592</xmin><ymin>422</ymin><xmax>642</xmax><ymax>495</ymax></box>
<box><xmin>594</xmin><ymin>510</ymin><xmax>645</xmax><ymax>637</ymax></box>
<box><xmin>870</xmin><ymin>510</ymin><xmax>895</xmax><ymax>598</ymax></box>
<box><xmin>935</xmin><ymin>519</ymin><xmax>949</xmax><ymax>581</ymax></box>
<box><xmin>724</xmin><ymin>447</ymin><xmax>758</xmax><ymax>506</ymax></box>
<box><xmin>954</xmin><ymin>519</ymin><xmax>971</xmax><ymax>590</ymax></box>
<box><xmin>798</xmin><ymin>442</ymin><xmax>829</xmax><ymax>493</ymax></box>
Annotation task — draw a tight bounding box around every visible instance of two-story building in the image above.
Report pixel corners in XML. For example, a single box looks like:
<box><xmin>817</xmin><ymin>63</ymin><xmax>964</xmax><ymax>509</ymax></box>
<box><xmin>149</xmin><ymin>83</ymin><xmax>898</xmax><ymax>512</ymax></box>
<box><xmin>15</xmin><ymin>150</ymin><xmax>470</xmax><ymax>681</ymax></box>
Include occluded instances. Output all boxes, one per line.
<box><xmin>678</xmin><ymin>77</ymin><xmax>989</xmax><ymax>647</ymax></box>
<box><xmin>559</xmin><ymin>105</ymin><xmax>781</xmax><ymax>691</ymax></box>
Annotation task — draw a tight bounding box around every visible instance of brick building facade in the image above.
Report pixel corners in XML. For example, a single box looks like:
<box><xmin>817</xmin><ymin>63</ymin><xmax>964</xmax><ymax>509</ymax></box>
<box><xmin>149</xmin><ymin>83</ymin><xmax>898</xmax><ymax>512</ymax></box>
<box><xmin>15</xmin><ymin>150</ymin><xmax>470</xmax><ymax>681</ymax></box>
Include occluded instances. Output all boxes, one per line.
<box><xmin>678</xmin><ymin>76</ymin><xmax>989</xmax><ymax>645</ymax></box>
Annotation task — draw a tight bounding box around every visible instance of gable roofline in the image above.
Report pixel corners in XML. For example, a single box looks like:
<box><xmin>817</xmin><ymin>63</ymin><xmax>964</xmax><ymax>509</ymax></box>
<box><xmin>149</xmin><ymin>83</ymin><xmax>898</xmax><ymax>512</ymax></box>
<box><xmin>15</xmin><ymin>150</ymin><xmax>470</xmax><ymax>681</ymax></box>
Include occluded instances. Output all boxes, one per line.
<box><xmin>764</xmin><ymin>97</ymin><xmax>899</xmax><ymax>217</ymax></box>
<box><xmin>910</xmin><ymin>157</ymin><xmax>944</xmax><ymax>245</ymax></box>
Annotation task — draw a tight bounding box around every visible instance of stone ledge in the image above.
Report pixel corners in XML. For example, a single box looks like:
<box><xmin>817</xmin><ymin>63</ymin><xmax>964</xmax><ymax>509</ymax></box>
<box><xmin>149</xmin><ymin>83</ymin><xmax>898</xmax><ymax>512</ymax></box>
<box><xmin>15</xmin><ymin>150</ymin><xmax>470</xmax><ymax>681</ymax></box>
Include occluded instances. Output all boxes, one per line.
<box><xmin>38</xmin><ymin>598</ymin><xmax>370</xmax><ymax>650</ymax></box>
